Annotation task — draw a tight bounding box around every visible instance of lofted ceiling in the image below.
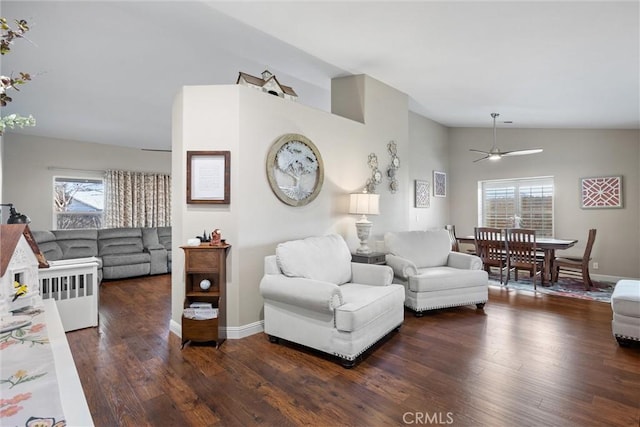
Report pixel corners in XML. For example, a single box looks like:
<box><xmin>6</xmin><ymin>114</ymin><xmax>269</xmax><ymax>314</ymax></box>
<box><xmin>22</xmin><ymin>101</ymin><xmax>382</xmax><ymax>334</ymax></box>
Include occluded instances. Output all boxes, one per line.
<box><xmin>1</xmin><ymin>1</ymin><xmax>638</xmax><ymax>151</ymax></box>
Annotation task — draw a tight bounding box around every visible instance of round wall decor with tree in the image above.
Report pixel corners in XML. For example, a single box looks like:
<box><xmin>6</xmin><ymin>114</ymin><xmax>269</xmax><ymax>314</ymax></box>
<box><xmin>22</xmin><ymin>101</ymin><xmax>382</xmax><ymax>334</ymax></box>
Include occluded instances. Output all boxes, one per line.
<box><xmin>266</xmin><ymin>133</ymin><xmax>324</xmax><ymax>207</ymax></box>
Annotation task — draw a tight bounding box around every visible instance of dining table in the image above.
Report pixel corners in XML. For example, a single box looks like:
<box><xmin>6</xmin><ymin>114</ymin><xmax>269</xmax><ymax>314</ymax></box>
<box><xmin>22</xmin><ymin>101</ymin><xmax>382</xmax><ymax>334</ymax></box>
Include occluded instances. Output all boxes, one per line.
<box><xmin>457</xmin><ymin>234</ymin><xmax>578</xmax><ymax>285</ymax></box>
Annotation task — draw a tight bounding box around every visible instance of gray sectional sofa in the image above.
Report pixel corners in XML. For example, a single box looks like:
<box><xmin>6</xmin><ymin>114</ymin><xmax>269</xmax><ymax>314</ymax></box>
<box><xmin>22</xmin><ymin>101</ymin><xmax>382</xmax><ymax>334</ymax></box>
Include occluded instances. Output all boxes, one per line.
<box><xmin>32</xmin><ymin>227</ymin><xmax>172</xmax><ymax>282</ymax></box>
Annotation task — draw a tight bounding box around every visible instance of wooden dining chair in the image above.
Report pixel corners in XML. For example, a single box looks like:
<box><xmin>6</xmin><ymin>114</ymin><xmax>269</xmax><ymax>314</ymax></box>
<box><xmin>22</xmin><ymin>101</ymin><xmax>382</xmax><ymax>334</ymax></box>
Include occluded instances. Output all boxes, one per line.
<box><xmin>552</xmin><ymin>229</ymin><xmax>597</xmax><ymax>289</ymax></box>
<box><xmin>445</xmin><ymin>225</ymin><xmax>460</xmax><ymax>252</ymax></box>
<box><xmin>504</xmin><ymin>228</ymin><xmax>543</xmax><ymax>290</ymax></box>
<box><xmin>474</xmin><ymin>227</ymin><xmax>505</xmax><ymax>284</ymax></box>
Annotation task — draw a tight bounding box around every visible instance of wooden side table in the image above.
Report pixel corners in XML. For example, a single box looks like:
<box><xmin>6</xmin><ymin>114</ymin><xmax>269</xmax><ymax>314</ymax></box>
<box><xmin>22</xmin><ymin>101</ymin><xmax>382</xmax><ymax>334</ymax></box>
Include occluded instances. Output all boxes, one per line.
<box><xmin>180</xmin><ymin>243</ymin><xmax>230</xmax><ymax>348</ymax></box>
<box><xmin>351</xmin><ymin>252</ymin><xmax>386</xmax><ymax>265</ymax></box>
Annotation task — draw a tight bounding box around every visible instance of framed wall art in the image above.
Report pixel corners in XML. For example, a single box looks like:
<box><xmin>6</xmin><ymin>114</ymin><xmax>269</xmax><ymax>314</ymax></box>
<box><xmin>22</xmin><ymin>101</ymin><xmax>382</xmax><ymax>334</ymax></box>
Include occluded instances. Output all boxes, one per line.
<box><xmin>433</xmin><ymin>171</ymin><xmax>447</xmax><ymax>198</ymax></box>
<box><xmin>580</xmin><ymin>175</ymin><xmax>623</xmax><ymax>209</ymax></box>
<box><xmin>187</xmin><ymin>151</ymin><xmax>230</xmax><ymax>204</ymax></box>
<box><xmin>415</xmin><ymin>180</ymin><xmax>430</xmax><ymax>208</ymax></box>
<box><xmin>266</xmin><ymin>133</ymin><xmax>324</xmax><ymax>207</ymax></box>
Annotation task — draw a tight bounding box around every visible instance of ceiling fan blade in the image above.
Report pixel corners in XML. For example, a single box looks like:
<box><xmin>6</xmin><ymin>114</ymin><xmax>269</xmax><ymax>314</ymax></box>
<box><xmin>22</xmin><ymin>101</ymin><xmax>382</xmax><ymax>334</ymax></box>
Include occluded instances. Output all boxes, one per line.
<box><xmin>469</xmin><ymin>149</ymin><xmax>490</xmax><ymax>154</ymax></box>
<box><xmin>473</xmin><ymin>154</ymin><xmax>491</xmax><ymax>162</ymax></box>
<box><xmin>141</xmin><ymin>148</ymin><xmax>172</xmax><ymax>153</ymax></box>
<box><xmin>501</xmin><ymin>148</ymin><xmax>543</xmax><ymax>157</ymax></box>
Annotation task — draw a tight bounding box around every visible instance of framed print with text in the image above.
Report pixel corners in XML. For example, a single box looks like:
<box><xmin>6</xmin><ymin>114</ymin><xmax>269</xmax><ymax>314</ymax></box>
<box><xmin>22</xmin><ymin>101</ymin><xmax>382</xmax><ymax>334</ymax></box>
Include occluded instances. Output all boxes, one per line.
<box><xmin>187</xmin><ymin>151</ymin><xmax>230</xmax><ymax>204</ymax></box>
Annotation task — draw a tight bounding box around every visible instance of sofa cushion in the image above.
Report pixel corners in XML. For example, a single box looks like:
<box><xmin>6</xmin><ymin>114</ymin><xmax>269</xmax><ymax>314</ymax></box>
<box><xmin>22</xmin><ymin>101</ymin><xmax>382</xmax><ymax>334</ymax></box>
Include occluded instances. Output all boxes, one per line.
<box><xmin>101</xmin><ymin>252</ymin><xmax>151</xmax><ymax>267</ymax></box>
<box><xmin>98</xmin><ymin>228</ymin><xmax>144</xmax><ymax>256</ymax></box>
<box><xmin>157</xmin><ymin>226</ymin><xmax>172</xmax><ymax>250</ymax></box>
<box><xmin>276</xmin><ymin>234</ymin><xmax>352</xmax><ymax>285</ymax></box>
<box><xmin>385</xmin><ymin>230</ymin><xmax>450</xmax><ymax>268</ymax></box>
<box><xmin>53</xmin><ymin>229</ymin><xmax>99</xmax><ymax>259</ymax></box>
<box><xmin>141</xmin><ymin>227</ymin><xmax>160</xmax><ymax>247</ymax></box>
<box><xmin>335</xmin><ymin>283</ymin><xmax>405</xmax><ymax>332</ymax></box>
<box><xmin>409</xmin><ymin>267</ymin><xmax>488</xmax><ymax>292</ymax></box>
<box><xmin>32</xmin><ymin>231</ymin><xmax>63</xmax><ymax>261</ymax></box>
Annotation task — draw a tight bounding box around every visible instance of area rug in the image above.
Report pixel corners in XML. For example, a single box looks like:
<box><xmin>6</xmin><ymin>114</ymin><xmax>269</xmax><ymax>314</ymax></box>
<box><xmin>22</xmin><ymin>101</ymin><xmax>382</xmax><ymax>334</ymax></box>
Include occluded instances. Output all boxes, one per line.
<box><xmin>488</xmin><ymin>272</ymin><xmax>615</xmax><ymax>303</ymax></box>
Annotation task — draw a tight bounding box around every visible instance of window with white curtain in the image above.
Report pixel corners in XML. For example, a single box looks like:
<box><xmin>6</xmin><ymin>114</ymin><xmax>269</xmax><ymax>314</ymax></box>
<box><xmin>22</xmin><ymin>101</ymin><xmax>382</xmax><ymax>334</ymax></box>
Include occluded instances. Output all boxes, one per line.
<box><xmin>478</xmin><ymin>176</ymin><xmax>554</xmax><ymax>237</ymax></box>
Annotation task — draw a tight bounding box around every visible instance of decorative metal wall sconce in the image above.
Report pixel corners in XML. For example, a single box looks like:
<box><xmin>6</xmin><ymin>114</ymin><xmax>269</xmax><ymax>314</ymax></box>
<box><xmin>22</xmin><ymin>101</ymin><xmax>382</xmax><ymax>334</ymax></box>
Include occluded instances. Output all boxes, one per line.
<box><xmin>365</xmin><ymin>153</ymin><xmax>382</xmax><ymax>193</ymax></box>
<box><xmin>386</xmin><ymin>141</ymin><xmax>400</xmax><ymax>193</ymax></box>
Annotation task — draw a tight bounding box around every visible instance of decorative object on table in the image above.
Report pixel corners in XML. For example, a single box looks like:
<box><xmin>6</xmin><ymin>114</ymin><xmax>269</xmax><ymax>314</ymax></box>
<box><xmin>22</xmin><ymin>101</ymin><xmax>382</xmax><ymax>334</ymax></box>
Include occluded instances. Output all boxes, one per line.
<box><xmin>580</xmin><ymin>176</ymin><xmax>623</xmax><ymax>209</ymax></box>
<box><xmin>386</xmin><ymin>141</ymin><xmax>400</xmax><ymax>193</ymax></box>
<box><xmin>365</xmin><ymin>153</ymin><xmax>383</xmax><ymax>194</ymax></box>
<box><xmin>0</xmin><ymin>203</ymin><xmax>31</xmax><ymax>224</ymax></box>
<box><xmin>236</xmin><ymin>69</ymin><xmax>298</xmax><ymax>101</ymax></box>
<box><xmin>187</xmin><ymin>238</ymin><xmax>201</xmax><ymax>246</ymax></box>
<box><xmin>414</xmin><ymin>180</ymin><xmax>430</xmax><ymax>208</ymax></box>
<box><xmin>349</xmin><ymin>191</ymin><xmax>380</xmax><ymax>254</ymax></box>
<box><xmin>197</xmin><ymin>230</ymin><xmax>210</xmax><ymax>243</ymax></box>
<box><xmin>469</xmin><ymin>113</ymin><xmax>543</xmax><ymax>162</ymax></box>
<box><xmin>0</xmin><ymin>225</ymin><xmax>45</xmax><ymax>316</ymax></box>
<box><xmin>187</xmin><ymin>151</ymin><xmax>230</xmax><ymax>204</ymax></box>
<box><xmin>510</xmin><ymin>215</ymin><xmax>523</xmax><ymax>228</ymax></box>
<box><xmin>0</xmin><ymin>17</ymin><xmax>36</xmax><ymax>135</ymax></box>
<box><xmin>433</xmin><ymin>170</ymin><xmax>447</xmax><ymax>197</ymax></box>
<box><xmin>199</xmin><ymin>279</ymin><xmax>211</xmax><ymax>291</ymax></box>
<box><xmin>210</xmin><ymin>229</ymin><xmax>222</xmax><ymax>245</ymax></box>
<box><xmin>11</xmin><ymin>280</ymin><xmax>28</xmax><ymax>301</ymax></box>
<box><xmin>266</xmin><ymin>133</ymin><xmax>324</xmax><ymax>207</ymax></box>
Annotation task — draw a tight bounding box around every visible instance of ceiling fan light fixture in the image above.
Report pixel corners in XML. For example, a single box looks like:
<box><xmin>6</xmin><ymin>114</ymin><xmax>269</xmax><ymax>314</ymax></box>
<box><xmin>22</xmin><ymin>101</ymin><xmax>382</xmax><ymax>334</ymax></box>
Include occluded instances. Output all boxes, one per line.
<box><xmin>470</xmin><ymin>112</ymin><xmax>543</xmax><ymax>162</ymax></box>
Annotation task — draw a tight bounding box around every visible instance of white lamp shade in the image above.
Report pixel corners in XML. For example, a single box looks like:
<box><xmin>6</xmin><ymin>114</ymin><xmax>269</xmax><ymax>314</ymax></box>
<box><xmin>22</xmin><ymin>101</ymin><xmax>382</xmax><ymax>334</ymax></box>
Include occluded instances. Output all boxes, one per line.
<box><xmin>349</xmin><ymin>193</ymin><xmax>380</xmax><ymax>216</ymax></box>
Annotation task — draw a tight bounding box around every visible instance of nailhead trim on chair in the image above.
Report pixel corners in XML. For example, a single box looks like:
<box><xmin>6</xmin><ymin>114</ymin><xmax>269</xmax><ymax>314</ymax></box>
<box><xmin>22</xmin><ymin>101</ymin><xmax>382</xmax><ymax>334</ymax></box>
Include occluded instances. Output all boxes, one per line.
<box><xmin>614</xmin><ymin>334</ymin><xmax>640</xmax><ymax>341</ymax></box>
<box><xmin>332</xmin><ymin>322</ymin><xmax>403</xmax><ymax>361</ymax></box>
<box><xmin>406</xmin><ymin>298</ymin><xmax>488</xmax><ymax>312</ymax></box>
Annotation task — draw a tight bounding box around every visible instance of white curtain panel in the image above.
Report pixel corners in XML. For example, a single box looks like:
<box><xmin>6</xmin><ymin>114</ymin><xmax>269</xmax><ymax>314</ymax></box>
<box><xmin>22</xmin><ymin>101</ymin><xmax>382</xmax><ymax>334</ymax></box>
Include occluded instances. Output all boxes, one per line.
<box><xmin>104</xmin><ymin>170</ymin><xmax>171</xmax><ymax>228</ymax></box>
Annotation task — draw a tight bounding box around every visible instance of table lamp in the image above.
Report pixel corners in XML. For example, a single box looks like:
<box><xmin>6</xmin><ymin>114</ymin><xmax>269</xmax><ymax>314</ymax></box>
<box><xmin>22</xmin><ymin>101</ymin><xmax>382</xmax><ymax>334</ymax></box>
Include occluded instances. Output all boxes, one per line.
<box><xmin>349</xmin><ymin>192</ymin><xmax>380</xmax><ymax>254</ymax></box>
<box><xmin>1</xmin><ymin>203</ymin><xmax>31</xmax><ymax>224</ymax></box>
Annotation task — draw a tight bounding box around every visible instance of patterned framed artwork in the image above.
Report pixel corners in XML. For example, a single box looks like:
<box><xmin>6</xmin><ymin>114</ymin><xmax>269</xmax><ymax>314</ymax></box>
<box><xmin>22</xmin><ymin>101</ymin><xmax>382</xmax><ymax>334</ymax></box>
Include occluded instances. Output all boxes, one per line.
<box><xmin>415</xmin><ymin>180</ymin><xmax>430</xmax><ymax>208</ymax></box>
<box><xmin>580</xmin><ymin>176</ymin><xmax>623</xmax><ymax>209</ymax></box>
<box><xmin>433</xmin><ymin>171</ymin><xmax>446</xmax><ymax>197</ymax></box>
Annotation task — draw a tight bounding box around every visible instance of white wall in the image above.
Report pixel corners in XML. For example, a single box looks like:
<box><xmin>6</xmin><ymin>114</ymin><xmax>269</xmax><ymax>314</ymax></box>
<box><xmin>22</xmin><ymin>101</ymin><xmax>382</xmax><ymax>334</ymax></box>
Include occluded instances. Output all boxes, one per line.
<box><xmin>449</xmin><ymin>127</ymin><xmax>640</xmax><ymax>279</ymax></box>
<box><xmin>408</xmin><ymin>111</ymin><xmax>450</xmax><ymax>229</ymax></box>
<box><xmin>2</xmin><ymin>133</ymin><xmax>171</xmax><ymax>230</ymax></box>
<box><xmin>172</xmin><ymin>76</ymin><xmax>451</xmax><ymax>335</ymax></box>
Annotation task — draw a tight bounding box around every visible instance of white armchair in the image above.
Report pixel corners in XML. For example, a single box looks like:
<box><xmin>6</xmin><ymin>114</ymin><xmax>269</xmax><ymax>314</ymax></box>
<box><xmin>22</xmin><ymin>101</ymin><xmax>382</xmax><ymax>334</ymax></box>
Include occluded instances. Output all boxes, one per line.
<box><xmin>260</xmin><ymin>234</ymin><xmax>405</xmax><ymax>367</ymax></box>
<box><xmin>385</xmin><ymin>229</ymin><xmax>488</xmax><ymax>316</ymax></box>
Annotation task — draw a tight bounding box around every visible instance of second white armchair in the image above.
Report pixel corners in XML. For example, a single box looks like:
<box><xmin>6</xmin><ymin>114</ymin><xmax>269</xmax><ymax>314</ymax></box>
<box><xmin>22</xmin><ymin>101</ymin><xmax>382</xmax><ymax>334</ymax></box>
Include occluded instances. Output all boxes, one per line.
<box><xmin>385</xmin><ymin>229</ymin><xmax>489</xmax><ymax>316</ymax></box>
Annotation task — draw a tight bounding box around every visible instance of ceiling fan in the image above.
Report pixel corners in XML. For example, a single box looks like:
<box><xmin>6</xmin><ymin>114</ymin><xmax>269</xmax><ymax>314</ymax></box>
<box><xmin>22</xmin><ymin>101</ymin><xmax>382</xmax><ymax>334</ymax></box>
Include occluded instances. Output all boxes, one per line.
<box><xmin>470</xmin><ymin>113</ymin><xmax>543</xmax><ymax>162</ymax></box>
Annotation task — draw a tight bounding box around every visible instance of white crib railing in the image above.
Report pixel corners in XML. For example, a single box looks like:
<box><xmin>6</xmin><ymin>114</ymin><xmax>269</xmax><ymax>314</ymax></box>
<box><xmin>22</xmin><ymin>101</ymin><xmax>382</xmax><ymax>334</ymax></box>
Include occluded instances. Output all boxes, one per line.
<box><xmin>38</xmin><ymin>257</ymin><xmax>100</xmax><ymax>332</ymax></box>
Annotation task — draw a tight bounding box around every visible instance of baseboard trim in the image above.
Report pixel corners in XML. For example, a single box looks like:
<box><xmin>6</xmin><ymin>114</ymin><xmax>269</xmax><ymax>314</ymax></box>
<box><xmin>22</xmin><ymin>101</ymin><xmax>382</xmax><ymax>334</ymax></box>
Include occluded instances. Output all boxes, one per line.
<box><xmin>592</xmin><ymin>273</ymin><xmax>639</xmax><ymax>283</ymax></box>
<box><xmin>225</xmin><ymin>320</ymin><xmax>264</xmax><ymax>339</ymax></box>
<box><xmin>169</xmin><ymin>319</ymin><xmax>181</xmax><ymax>337</ymax></box>
<box><xmin>168</xmin><ymin>319</ymin><xmax>264</xmax><ymax>340</ymax></box>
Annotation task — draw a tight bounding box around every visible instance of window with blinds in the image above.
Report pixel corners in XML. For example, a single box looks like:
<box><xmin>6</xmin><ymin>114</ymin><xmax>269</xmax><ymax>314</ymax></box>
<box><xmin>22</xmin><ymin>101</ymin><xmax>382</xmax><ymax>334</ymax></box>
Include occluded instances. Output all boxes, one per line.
<box><xmin>479</xmin><ymin>177</ymin><xmax>554</xmax><ymax>237</ymax></box>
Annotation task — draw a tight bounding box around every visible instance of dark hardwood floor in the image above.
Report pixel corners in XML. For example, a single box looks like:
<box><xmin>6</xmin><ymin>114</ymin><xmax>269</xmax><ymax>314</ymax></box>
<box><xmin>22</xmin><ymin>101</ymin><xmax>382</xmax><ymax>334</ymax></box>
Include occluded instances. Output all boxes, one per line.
<box><xmin>66</xmin><ymin>274</ymin><xmax>640</xmax><ymax>427</ymax></box>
